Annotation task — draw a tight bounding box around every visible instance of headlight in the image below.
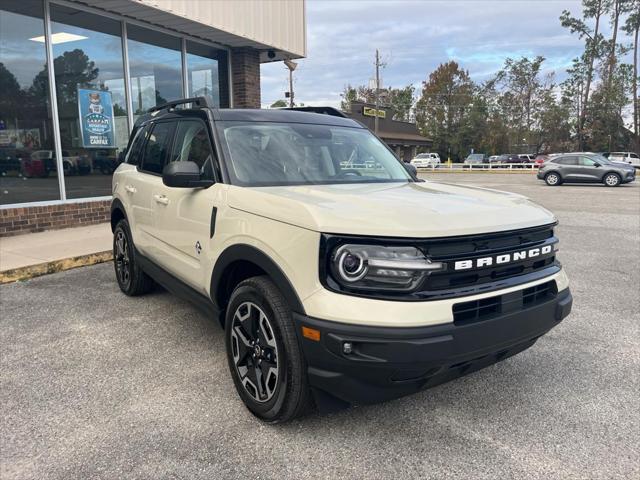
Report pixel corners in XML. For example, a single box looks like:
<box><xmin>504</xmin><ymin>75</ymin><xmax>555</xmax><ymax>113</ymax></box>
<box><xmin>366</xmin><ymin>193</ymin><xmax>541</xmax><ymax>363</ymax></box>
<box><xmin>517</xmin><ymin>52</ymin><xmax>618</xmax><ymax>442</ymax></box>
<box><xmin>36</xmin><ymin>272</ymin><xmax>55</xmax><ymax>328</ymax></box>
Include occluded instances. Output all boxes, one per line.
<box><xmin>329</xmin><ymin>244</ymin><xmax>444</xmax><ymax>292</ymax></box>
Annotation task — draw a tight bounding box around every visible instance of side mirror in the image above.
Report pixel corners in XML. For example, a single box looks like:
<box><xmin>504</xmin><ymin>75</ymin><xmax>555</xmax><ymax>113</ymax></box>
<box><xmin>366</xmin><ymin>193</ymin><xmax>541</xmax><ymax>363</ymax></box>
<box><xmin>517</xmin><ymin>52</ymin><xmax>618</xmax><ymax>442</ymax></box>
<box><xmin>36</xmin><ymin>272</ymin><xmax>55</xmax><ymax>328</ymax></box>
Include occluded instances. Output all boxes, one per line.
<box><xmin>594</xmin><ymin>162</ymin><xmax>601</xmax><ymax>167</ymax></box>
<box><xmin>162</xmin><ymin>161</ymin><xmax>214</xmax><ymax>188</ymax></box>
<box><xmin>403</xmin><ymin>162</ymin><xmax>418</xmax><ymax>177</ymax></box>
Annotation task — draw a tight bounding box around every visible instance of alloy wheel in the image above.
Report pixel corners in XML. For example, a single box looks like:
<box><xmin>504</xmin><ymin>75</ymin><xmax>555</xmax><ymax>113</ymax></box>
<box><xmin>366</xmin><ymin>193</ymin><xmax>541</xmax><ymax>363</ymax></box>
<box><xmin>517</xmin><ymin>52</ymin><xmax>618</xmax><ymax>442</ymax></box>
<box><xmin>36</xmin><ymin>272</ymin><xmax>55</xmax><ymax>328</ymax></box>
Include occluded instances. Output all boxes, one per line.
<box><xmin>546</xmin><ymin>174</ymin><xmax>559</xmax><ymax>185</ymax></box>
<box><xmin>230</xmin><ymin>302</ymin><xmax>279</xmax><ymax>403</ymax></box>
<box><xmin>114</xmin><ymin>230</ymin><xmax>131</xmax><ymax>289</ymax></box>
<box><xmin>605</xmin><ymin>174</ymin><xmax>619</xmax><ymax>186</ymax></box>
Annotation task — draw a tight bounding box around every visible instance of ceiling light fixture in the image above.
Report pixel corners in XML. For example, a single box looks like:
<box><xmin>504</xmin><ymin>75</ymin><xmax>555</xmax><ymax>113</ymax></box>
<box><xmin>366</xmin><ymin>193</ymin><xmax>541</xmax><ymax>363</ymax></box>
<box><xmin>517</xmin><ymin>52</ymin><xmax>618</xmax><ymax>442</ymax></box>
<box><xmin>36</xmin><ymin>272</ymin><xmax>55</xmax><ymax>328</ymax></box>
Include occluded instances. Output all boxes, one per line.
<box><xmin>30</xmin><ymin>32</ymin><xmax>88</xmax><ymax>45</ymax></box>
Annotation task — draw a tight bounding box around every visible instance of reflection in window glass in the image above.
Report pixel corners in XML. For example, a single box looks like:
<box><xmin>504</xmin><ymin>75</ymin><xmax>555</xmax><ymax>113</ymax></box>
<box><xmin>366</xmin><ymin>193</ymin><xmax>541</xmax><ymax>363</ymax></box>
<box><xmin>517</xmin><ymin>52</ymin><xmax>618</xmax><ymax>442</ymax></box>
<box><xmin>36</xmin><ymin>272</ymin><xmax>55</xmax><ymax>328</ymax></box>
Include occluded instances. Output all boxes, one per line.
<box><xmin>186</xmin><ymin>41</ymin><xmax>229</xmax><ymax>108</ymax></box>
<box><xmin>141</xmin><ymin>122</ymin><xmax>174</xmax><ymax>174</ymax></box>
<box><xmin>127</xmin><ymin>25</ymin><xmax>182</xmax><ymax>118</ymax></box>
<box><xmin>50</xmin><ymin>4</ymin><xmax>128</xmax><ymax>199</ymax></box>
<box><xmin>0</xmin><ymin>0</ymin><xmax>60</xmax><ymax>205</ymax></box>
<box><xmin>170</xmin><ymin>120</ymin><xmax>214</xmax><ymax>170</ymax></box>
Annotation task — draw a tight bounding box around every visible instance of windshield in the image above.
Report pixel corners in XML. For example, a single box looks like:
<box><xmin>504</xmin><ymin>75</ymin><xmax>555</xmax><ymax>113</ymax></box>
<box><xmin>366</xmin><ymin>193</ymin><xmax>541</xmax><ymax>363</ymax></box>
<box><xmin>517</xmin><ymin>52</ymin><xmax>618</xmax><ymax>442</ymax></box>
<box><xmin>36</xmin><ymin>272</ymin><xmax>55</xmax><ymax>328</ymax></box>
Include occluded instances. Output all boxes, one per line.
<box><xmin>220</xmin><ymin>122</ymin><xmax>412</xmax><ymax>186</ymax></box>
<box><xmin>468</xmin><ymin>154</ymin><xmax>484</xmax><ymax>160</ymax></box>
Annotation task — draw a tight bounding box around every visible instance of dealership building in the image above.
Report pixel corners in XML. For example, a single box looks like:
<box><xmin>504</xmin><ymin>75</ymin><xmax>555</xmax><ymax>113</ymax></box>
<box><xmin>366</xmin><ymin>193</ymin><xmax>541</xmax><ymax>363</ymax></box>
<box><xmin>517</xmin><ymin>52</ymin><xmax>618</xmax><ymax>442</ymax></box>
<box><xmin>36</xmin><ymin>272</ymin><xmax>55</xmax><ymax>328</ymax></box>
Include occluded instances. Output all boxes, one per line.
<box><xmin>0</xmin><ymin>0</ymin><xmax>306</xmax><ymax>235</ymax></box>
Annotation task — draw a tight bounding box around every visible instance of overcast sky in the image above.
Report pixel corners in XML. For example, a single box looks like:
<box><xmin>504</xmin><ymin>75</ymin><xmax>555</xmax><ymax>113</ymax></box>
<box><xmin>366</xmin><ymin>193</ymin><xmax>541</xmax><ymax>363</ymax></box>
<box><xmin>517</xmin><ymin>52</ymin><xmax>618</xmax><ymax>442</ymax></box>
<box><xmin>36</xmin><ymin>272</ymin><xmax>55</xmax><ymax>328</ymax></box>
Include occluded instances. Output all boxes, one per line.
<box><xmin>260</xmin><ymin>0</ymin><xmax>631</xmax><ymax>108</ymax></box>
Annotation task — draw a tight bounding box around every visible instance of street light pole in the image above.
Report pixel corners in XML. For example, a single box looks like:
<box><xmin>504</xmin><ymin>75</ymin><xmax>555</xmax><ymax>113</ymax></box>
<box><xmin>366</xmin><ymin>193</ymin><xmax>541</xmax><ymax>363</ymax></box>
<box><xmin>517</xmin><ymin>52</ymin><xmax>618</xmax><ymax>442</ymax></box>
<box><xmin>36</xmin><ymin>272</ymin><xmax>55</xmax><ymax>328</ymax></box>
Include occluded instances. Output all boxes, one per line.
<box><xmin>374</xmin><ymin>49</ymin><xmax>380</xmax><ymax>135</ymax></box>
<box><xmin>284</xmin><ymin>59</ymin><xmax>297</xmax><ymax>108</ymax></box>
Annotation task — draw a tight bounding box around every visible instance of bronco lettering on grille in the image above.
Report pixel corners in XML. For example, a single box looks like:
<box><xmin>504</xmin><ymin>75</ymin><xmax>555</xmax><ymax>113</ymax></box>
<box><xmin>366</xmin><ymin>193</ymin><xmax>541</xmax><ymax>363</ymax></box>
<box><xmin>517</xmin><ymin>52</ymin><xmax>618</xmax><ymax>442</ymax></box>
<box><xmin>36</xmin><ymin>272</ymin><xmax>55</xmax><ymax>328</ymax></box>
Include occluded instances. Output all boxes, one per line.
<box><xmin>454</xmin><ymin>245</ymin><xmax>553</xmax><ymax>271</ymax></box>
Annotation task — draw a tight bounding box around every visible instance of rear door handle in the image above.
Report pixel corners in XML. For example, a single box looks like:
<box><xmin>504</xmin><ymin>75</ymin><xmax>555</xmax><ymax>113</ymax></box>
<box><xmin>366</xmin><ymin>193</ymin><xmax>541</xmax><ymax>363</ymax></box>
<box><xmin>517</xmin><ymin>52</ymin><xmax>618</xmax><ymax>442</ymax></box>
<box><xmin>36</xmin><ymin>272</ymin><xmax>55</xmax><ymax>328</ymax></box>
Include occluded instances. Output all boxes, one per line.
<box><xmin>154</xmin><ymin>194</ymin><xmax>169</xmax><ymax>205</ymax></box>
<box><xmin>124</xmin><ymin>185</ymin><xmax>136</xmax><ymax>194</ymax></box>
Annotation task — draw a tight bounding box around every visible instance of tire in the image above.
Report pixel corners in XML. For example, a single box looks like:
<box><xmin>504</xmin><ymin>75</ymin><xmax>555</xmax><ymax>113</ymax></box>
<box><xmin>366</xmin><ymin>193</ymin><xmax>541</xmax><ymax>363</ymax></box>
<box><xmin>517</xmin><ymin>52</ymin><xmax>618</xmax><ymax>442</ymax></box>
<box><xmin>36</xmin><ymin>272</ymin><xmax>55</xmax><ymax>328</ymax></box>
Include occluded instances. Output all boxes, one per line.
<box><xmin>545</xmin><ymin>172</ymin><xmax>561</xmax><ymax>186</ymax></box>
<box><xmin>603</xmin><ymin>172</ymin><xmax>621</xmax><ymax>187</ymax></box>
<box><xmin>113</xmin><ymin>219</ymin><xmax>154</xmax><ymax>296</ymax></box>
<box><xmin>225</xmin><ymin>276</ymin><xmax>313</xmax><ymax>423</ymax></box>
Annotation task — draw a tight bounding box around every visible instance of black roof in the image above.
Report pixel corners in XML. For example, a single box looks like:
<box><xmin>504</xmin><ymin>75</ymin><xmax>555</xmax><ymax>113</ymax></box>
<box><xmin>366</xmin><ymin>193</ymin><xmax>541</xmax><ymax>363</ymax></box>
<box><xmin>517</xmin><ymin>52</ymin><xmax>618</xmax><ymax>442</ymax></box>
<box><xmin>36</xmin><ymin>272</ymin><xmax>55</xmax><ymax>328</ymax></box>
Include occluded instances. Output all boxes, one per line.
<box><xmin>137</xmin><ymin>97</ymin><xmax>362</xmax><ymax>128</ymax></box>
<box><xmin>216</xmin><ymin>108</ymin><xmax>362</xmax><ymax>127</ymax></box>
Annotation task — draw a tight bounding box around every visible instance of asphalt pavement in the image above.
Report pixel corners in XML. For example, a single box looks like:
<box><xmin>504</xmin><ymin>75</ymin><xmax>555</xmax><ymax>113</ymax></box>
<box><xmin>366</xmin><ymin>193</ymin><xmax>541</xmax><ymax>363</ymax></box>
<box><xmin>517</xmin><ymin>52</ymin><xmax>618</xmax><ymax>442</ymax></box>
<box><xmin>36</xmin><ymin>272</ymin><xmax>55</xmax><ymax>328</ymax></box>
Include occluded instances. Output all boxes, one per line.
<box><xmin>1</xmin><ymin>173</ymin><xmax>639</xmax><ymax>479</ymax></box>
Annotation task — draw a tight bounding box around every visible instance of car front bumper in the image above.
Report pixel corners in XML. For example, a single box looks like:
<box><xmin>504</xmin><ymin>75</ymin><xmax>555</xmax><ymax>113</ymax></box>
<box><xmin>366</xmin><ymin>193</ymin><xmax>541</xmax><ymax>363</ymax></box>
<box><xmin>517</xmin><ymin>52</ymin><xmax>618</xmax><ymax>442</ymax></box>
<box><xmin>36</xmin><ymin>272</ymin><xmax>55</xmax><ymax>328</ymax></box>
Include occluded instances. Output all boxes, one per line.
<box><xmin>294</xmin><ymin>287</ymin><xmax>572</xmax><ymax>410</ymax></box>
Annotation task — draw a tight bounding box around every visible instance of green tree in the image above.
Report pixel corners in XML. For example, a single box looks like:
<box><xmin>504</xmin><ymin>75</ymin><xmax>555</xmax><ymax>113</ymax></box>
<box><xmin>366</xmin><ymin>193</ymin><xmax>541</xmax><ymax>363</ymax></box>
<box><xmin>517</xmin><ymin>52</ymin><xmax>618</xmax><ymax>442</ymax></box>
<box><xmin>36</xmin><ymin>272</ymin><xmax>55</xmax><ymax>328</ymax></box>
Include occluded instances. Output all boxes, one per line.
<box><xmin>270</xmin><ymin>99</ymin><xmax>288</xmax><ymax>108</ymax></box>
<box><xmin>415</xmin><ymin>61</ymin><xmax>475</xmax><ymax>160</ymax></box>
<box><xmin>386</xmin><ymin>85</ymin><xmax>415</xmax><ymax>121</ymax></box>
<box><xmin>560</xmin><ymin>0</ymin><xmax>607</xmax><ymax>148</ymax></box>
<box><xmin>490</xmin><ymin>56</ymin><xmax>557</xmax><ymax>153</ymax></box>
<box><xmin>622</xmin><ymin>1</ymin><xmax>640</xmax><ymax>144</ymax></box>
<box><xmin>340</xmin><ymin>83</ymin><xmax>415</xmax><ymax>120</ymax></box>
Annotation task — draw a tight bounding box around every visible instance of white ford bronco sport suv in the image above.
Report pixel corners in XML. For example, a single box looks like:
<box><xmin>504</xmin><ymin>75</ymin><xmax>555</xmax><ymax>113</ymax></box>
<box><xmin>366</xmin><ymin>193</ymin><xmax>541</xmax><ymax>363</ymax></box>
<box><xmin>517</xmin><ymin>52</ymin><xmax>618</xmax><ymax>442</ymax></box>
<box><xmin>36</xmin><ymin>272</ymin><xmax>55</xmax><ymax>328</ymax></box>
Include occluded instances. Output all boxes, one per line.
<box><xmin>111</xmin><ymin>98</ymin><xmax>573</xmax><ymax>423</ymax></box>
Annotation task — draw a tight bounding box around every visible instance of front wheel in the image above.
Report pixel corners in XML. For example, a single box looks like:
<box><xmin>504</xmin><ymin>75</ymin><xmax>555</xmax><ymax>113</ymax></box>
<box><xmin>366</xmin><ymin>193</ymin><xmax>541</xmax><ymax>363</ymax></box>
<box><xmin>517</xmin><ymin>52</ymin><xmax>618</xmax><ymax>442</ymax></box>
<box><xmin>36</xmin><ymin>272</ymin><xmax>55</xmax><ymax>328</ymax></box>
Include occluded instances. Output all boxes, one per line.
<box><xmin>603</xmin><ymin>173</ymin><xmax>621</xmax><ymax>187</ymax></box>
<box><xmin>225</xmin><ymin>276</ymin><xmax>313</xmax><ymax>423</ymax></box>
<box><xmin>545</xmin><ymin>172</ymin><xmax>561</xmax><ymax>186</ymax></box>
<box><xmin>113</xmin><ymin>219</ymin><xmax>154</xmax><ymax>296</ymax></box>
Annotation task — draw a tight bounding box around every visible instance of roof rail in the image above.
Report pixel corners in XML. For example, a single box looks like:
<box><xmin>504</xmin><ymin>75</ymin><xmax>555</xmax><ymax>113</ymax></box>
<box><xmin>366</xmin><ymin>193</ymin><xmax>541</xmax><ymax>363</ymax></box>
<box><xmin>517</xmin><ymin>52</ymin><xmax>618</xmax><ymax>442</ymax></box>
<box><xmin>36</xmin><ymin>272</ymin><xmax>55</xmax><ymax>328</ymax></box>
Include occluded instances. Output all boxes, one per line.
<box><xmin>284</xmin><ymin>106</ymin><xmax>349</xmax><ymax>118</ymax></box>
<box><xmin>148</xmin><ymin>96</ymin><xmax>213</xmax><ymax>113</ymax></box>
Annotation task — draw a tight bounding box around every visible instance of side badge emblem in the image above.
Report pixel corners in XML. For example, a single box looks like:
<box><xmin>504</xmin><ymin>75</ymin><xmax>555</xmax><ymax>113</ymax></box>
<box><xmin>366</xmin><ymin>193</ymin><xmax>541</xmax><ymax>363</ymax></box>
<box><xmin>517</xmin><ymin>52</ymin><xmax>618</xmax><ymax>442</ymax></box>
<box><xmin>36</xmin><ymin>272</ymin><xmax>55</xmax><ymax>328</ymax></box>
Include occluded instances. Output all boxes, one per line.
<box><xmin>195</xmin><ymin>241</ymin><xmax>202</xmax><ymax>255</ymax></box>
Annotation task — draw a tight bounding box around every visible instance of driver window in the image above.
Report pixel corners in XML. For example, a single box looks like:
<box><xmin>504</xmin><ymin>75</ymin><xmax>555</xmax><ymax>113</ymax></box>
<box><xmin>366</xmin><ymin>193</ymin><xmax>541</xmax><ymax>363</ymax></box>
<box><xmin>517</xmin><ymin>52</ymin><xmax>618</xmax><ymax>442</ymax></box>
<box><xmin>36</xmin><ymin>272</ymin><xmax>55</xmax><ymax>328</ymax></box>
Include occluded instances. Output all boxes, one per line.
<box><xmin>170</xmin><ymin>120</ymin><xmax>215</xmax><ymax>178</ymax></box>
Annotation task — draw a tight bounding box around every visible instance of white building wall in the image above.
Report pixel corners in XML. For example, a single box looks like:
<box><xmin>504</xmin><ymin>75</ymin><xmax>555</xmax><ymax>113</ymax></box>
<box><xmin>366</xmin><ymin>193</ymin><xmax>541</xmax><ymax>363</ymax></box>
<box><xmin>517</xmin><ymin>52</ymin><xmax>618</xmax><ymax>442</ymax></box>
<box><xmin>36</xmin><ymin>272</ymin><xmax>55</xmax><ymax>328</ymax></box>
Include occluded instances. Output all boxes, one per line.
<box><xmin>137</xmin><ymin>0</ymin><xmax>306</xmax><ymax>57</ymax></box>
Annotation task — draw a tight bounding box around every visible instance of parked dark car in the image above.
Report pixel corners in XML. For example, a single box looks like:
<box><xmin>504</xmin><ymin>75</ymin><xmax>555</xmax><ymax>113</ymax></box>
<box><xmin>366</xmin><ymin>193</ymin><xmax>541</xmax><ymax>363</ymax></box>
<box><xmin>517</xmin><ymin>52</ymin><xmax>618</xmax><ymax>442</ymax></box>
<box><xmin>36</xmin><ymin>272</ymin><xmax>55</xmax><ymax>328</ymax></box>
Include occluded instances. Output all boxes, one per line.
<box><xmin>90</xmin><ymin>149</ymin><xmax>121</xmax><ymax>174</ymax></box>
<box><xmin>497</xmin><ymin>154</ymin><xmax>527</xmax><ymax>164</ymax></box>
<box><xmin>463</xmin><ymin>153</ymin><xmax>488</xmax><ymax>165</ymax></box>
<box><xmin>537</xmin><ymin>153</ymin><xmax>636</xmax><ymax>187</ymax></box>
<box><xmin>0</xmin><ymin>147</ymin><xmax>27</xmax><ymax>175</ymax></box>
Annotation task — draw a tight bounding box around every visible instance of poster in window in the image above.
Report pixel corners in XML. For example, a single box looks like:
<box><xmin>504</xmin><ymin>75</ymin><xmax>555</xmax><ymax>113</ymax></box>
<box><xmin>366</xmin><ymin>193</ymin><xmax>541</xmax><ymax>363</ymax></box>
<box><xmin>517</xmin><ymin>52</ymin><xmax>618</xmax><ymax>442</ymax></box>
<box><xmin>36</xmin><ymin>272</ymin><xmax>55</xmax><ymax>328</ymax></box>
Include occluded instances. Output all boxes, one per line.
<box><xmin>78</xmin><ymin>88</ymin><xmax>115</xmax><ymax>148</ymax></box>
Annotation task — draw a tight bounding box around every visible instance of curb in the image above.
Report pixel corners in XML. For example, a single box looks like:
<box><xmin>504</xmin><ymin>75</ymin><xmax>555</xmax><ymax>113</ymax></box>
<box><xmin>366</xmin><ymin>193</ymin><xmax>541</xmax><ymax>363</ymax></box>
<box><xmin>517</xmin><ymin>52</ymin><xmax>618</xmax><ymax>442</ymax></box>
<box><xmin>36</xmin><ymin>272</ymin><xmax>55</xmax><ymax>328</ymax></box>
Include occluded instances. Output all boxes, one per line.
<box><xmin>0</xmin><ymin>251</ymin><xmax>113</xmax><ymax>284</ymax></box>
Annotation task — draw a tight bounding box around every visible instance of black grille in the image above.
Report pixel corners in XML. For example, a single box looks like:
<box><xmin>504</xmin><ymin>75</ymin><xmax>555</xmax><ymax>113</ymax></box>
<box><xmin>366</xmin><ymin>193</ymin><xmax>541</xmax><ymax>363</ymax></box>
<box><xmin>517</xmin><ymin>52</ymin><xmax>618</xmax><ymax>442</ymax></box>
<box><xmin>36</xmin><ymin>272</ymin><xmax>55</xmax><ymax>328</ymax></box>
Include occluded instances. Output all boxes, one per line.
<box><xmin>453</xmin><ymin>280</ymin><xmax>558</xmax><ymax>325</ymax></box>
<box><xmin>422</xmin><ymin>224</ymin><xmax>558</xmax><ymax>294</ymax></box>
<box><xmin>321</xmin><ymin>223</ymin><xmax>560</xmax><ymax>301</ymax></box>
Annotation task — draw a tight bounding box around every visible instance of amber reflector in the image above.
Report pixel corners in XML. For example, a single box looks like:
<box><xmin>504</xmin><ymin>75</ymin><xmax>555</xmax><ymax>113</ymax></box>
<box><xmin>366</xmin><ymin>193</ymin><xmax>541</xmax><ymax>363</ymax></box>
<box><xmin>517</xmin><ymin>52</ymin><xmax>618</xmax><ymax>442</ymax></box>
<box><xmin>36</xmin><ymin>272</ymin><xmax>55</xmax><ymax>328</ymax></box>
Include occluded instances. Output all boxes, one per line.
<box><xmin>301</xmin><ymin>326</ymin><xmax>321</xmax><ymax>341</ymax></box>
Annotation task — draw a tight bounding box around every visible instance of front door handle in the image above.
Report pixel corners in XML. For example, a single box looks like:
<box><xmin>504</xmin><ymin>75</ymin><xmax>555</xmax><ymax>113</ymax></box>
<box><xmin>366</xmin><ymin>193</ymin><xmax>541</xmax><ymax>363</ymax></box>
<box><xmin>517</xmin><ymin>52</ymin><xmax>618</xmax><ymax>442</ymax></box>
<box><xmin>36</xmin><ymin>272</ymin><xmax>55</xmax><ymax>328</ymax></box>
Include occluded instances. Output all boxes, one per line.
<box><xmin>154</xmin><ymin>194</ymin><xmax>169</xmax><ymax>205</ymax></box>
<box><xmin>124</xmin><ymin>185</ymin><xmax>136</xmax><ymax>194</ymax></box>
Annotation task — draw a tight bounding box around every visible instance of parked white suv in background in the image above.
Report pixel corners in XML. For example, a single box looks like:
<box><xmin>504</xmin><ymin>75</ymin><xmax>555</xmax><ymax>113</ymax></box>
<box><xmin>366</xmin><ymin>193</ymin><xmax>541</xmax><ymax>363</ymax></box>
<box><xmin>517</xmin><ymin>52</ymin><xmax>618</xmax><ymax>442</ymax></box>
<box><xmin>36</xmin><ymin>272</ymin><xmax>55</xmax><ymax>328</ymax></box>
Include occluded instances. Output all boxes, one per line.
<box><xmin>410</xmin><ymin>152</ymin><xmax>440</xmax><ymax>168</ymax></box>
<box><xmin>606</xmin><ymin>152</ymin><xmax>640</xmax><ymax>168</ymax></box>
<box><xmin>111</xmin><ymin>98</ymin><xmax>572</xmax><ymax>423</ymax></box>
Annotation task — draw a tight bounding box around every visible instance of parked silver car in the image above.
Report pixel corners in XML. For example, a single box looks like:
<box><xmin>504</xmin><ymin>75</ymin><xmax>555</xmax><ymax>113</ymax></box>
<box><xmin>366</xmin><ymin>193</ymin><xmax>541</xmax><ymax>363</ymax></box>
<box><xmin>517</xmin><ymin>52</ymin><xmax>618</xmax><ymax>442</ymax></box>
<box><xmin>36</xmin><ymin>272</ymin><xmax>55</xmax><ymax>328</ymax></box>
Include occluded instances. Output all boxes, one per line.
<box><xmin>537</xmin><ymin>153</ymin><xmax>636</xmax><ymax>187</ymax></box>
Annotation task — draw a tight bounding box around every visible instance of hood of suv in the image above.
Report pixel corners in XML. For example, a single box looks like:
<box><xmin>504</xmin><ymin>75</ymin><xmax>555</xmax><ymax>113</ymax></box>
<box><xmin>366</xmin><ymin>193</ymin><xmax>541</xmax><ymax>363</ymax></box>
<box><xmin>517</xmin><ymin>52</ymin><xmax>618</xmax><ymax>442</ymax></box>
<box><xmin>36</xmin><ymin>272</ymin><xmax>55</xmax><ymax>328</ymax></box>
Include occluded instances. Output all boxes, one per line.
<box><xmin>227</xmin><ymin>181</ymin><xmax>556</xmax><ymax>237</ymax></box>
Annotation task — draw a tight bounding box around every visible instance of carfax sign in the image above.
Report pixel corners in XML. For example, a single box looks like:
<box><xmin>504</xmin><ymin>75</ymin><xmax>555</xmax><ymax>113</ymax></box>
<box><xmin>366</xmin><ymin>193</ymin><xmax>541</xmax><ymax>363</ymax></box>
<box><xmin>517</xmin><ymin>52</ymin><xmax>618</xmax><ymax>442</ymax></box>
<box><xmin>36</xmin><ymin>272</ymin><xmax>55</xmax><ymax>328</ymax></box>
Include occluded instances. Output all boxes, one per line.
<box><xmin>78</xmin><ymin>88</ymin><xmax>115</xmax><ymax>148</ymax></box>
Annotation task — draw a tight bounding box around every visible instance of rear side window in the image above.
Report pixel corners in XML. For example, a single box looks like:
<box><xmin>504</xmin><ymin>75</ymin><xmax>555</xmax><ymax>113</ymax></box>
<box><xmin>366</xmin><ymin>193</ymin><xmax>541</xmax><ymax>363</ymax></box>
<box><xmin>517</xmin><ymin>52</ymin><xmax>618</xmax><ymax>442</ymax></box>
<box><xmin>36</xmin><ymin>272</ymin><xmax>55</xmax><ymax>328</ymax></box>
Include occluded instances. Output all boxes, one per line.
<box><xmin>125</xmin><ymin>126</ymin><xmax>147</xmax><ymax>166</ymax></box>
<box><xmin>141</xmin><ymin>122</ymin><xmax>175</xmax><ymax>174</ymax></box>
<box><xmin>553</xmin><ymin>156</ymin><xmax>577</xmax><ymax>165</ymax></box>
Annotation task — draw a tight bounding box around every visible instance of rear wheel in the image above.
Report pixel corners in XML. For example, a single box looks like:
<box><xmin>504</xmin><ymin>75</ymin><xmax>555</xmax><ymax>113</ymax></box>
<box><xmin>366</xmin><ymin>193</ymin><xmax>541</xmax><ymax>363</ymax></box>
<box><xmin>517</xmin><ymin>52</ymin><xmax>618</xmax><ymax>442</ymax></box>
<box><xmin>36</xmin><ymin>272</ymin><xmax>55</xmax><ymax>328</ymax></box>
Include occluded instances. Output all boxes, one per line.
<box><xmin>545</xmin><ymin>172</ymin><xmax>561</xmax><ymax>186</ymax></box>
<box><xmin>603</xmin><ymin>173</ymin><xmax>621</xmax><ymax>187</ymax></box>
<box><xmin>225</xmin><ymin>276</ymin><xmax>313</xmax><ymax>423</ymax></box>
<box><xmin>113</xmin><ymin>219</ymin><xmax>154</xmax><ymax>296</ymax></box>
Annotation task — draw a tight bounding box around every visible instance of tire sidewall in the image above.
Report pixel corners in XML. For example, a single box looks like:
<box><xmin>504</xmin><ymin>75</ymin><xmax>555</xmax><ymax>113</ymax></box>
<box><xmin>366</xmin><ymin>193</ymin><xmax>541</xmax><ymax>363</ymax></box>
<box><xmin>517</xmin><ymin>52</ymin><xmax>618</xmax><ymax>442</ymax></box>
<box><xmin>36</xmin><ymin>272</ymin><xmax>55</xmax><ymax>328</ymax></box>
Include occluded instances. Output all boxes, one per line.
<box><xmin>113</xmin><ymin>219</ymin><xmax>135</xmax><ymax>294</ymax></box>
<box><xmin>545</xmin><ymin>172</ymin><xmax>560</xmax><ymax>186</ymax></box>
<box><xmin>224</xmin><ymin>284</ymin><xmax>291</xmax><ymax>421</ymax></box>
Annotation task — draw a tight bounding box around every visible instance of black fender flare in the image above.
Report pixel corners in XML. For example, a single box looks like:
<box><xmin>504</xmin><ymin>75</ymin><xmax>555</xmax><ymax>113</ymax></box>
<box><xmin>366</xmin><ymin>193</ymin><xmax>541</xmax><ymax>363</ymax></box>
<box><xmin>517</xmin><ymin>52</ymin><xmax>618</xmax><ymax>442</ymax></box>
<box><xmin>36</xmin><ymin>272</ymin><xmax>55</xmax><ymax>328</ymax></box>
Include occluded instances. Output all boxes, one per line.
<box><xmin>210</xmin><ymin>244</ymin><xmax>306</xmax><ymax>315</ymax></box>
<box><xmin>110</xmin><ymin>198</ymin><xmax>128</xmax><ymax>232</ymax></box>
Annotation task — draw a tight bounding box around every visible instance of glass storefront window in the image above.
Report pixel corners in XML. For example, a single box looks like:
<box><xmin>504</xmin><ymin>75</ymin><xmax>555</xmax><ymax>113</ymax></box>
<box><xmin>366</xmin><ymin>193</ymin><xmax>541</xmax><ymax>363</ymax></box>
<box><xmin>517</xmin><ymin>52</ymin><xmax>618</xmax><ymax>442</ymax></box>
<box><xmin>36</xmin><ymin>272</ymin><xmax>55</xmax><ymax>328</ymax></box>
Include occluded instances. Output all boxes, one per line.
<box><xmin>186</xmin><ymin>41</ymin><xmax>229</xmax><ymax>108</ymax></box>
<box><xmin>127</xmin><ymin>25</ymin><xmax>183</xmax><ymax>118</ymax></box>
<box><xmin>0</xmin><ymin>0</ymin><xmax>60</xmax><ymax>205</ymax></box>
<box><xmin>1</xmin><ymin>2</ymin><xmax>230</xmax><ymax>207</ymax></box>
<box><xmin>50</xmin><ymin>4</ymin><xmax>128</xmax><ymax>199</ymax></box>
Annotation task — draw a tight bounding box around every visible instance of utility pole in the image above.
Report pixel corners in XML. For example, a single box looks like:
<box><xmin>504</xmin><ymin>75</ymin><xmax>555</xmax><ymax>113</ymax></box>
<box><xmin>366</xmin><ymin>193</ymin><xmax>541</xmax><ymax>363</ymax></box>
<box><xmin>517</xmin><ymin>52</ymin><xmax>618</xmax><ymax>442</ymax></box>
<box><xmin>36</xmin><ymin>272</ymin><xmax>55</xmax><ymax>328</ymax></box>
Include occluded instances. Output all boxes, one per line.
<box><xmin>284</xmin><ymin>59</ymin><xmax>297</xmax><ymax>108</ymax></box>
<box><xmin>374</xmin><ymin>49</ymin><xmax>381</xmax><ymax>135</ymax></box>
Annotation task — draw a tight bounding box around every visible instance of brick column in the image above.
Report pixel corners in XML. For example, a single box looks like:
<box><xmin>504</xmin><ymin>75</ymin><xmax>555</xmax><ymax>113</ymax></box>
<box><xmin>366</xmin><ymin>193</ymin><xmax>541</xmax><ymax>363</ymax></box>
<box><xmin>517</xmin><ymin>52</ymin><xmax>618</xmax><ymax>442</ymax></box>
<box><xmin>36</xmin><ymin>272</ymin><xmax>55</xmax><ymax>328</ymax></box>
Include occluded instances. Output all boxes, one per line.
<box><xmin>231</xmin><ymin>47</ymin><xmax>261</xmax><ymax>108</ymax></box>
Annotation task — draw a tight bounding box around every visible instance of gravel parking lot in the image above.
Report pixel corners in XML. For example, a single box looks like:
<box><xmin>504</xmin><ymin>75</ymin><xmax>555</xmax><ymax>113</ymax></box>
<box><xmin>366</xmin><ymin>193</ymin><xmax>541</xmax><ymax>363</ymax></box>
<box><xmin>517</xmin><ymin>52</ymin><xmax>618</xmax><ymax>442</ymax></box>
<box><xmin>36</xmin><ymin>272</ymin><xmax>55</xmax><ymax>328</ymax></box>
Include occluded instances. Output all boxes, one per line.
<box><xmin>1</xmin><ymin>173</ymin><xmax>639</xmax><ymax>479</ymax></box>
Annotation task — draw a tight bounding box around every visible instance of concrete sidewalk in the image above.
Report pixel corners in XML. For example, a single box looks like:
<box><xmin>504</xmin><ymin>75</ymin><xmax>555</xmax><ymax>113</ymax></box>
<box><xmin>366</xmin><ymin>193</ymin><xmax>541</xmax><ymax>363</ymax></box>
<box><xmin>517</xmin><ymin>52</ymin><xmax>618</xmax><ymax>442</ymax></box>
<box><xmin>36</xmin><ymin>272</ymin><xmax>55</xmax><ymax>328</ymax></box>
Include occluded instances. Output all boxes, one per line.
<box><xmin>0</xmin><ymin>223</ymin><xmax>112</xmax><ymax>283</ymax></box>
